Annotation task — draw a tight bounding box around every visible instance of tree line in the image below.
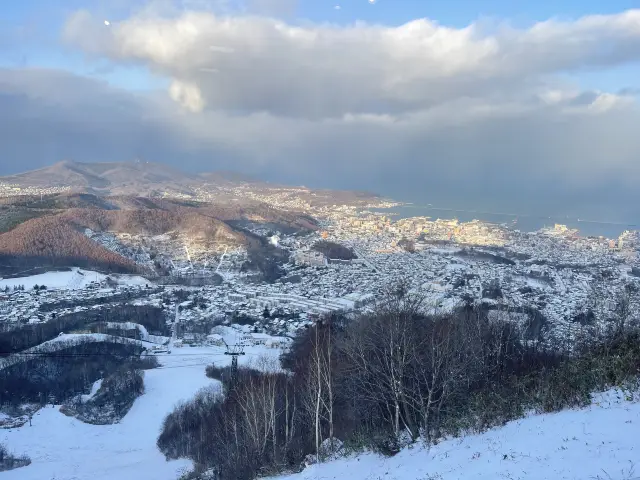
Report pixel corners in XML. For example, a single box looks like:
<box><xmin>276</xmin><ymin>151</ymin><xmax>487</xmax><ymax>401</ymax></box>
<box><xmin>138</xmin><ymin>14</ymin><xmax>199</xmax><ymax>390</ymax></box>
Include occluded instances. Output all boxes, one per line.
<box><xmin>0</xmin><ymin>443</ymin><xmax>31</xmax><ymax>472</ymax></box>
<box><xmin>60</xmin><ymin>360</ymin><xmax>152</xmax><ymax>425</ymax></box>
<box><xmin>157</xmin><ymin>285</ymin><xmax>640</xmax><ymax>480</ymax></box>
<box><xmin>0</xmin><ymin>338</ymin><xmax>148</xmax><ymax>404</ymax></box>
<box><xmin>0</xmin><ymin>304</ymin><xmax>166</xmax><ymax>353</ymax></box>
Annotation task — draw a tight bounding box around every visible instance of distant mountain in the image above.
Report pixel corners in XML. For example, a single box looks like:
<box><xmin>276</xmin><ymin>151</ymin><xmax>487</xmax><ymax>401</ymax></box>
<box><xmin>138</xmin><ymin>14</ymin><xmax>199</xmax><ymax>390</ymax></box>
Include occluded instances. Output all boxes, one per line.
<box><xmin>0</xmin><ymin>191</ymin><xmax>317</xmax><ymax>276</ymax></box>
<box><xmin>1</xmin><ymin>160</ymin><xmax>197</xmax><ymax>196</ymax></box>
<box><xmin>0</xmin><ymin>161</ymin><xmax>375</xmax><ymax>277</ymax></box>
<box><xmin>0</xmin><ymin>160</ymin><xmax>386</xmax><ymax>208</ymax></box>
<box><xmin>3</xmin><ymin>160</ymin><xmax>111</xmax><ymax>189</ymax></box>
<box><xmin>0</xmin><ymin>206</ymin><xmax>246</xmax><ymax>277</ymax></box>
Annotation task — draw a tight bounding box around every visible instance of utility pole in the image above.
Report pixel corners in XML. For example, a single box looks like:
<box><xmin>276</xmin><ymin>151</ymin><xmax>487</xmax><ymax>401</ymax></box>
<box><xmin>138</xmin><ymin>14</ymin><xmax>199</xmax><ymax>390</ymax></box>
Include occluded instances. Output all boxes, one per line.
<box><xmin>223</xmin><ymin>340</ymin><xmax>246</xmax><ymax>389</ymax></box>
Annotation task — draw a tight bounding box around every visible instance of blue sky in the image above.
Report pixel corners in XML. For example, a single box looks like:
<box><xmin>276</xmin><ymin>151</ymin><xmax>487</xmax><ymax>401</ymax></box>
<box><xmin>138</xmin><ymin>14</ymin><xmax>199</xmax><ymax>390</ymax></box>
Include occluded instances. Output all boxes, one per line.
<box><xmin>5</xmin><ymin>0</ymin><xmax>640</xmax><ymax>27</ymax></box>
<box><xmin>2</xmin><ymin>0</ymin><xmax>640</xmax><ymax>93</ymax></box>
<box><xmin>304</xmin><ymin>0</ymin><xmax>640</xmax><ymax>27</ymax></box>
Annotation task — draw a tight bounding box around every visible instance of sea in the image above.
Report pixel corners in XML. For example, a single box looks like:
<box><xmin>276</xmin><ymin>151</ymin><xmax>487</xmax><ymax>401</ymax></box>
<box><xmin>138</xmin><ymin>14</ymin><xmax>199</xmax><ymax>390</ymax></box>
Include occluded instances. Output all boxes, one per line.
<box><xmin>372</xmin><ymin>205</ymin><xmax>638</xmax><ymax>239</ymax></box>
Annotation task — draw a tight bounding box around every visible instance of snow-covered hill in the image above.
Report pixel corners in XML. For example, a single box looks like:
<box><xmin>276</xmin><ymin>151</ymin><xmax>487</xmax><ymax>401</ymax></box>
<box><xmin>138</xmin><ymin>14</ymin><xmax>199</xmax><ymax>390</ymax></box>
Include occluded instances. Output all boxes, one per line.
<box><xmin>3</xmin><ymin>332</ymin><xmax>637</xmax><ymax>480</ymax></box>
<box><xmin>270</xmin><ymin>389</ymin><xmax>640</xmax><ymax>480</ymax></box>
<box><xmin>0</xmin><ymin>267</ymin><xmax>149</xmax><ymax>291</ymax></box>
<box><xmin>0</xmin><ymin>349</ymin><xmax>218</xmax><ymax>480</ymax></box>
<box><xmin>0</xmin><ymin>333</ymin><xmax>156</xmax><ymax>371</ymax></box>
<box><xmin>0</xmin><ymin>342</ymin><xmax>285</xmax><ymax>480</ymax></box>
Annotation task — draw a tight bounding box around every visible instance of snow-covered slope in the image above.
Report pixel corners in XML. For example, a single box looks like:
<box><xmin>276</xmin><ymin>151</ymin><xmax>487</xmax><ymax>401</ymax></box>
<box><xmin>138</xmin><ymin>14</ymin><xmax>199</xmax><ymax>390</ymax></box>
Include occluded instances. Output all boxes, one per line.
<box><xmin>0</xmin><ymin>341</ymin><xmax>287</xmax><ymax>480</ymax></box>
<box><xmin>0</xmin><ymin>267</ymin><xmax>150</xmax><ymax>291</ymax></box>
<box><xmin>81</xmin><ymin>379</ymin><xmax>104</xmax><ymax>404</ymax></box>
<box><xmin>0</xmin><ymin>349</ymin><xmax>216</xmax><ymax>480</ymax></box>
<box><xmin>270</xmin><ymin>389</ymin><xmax>640</xmax><ymax>480</ymax></box>
<box><xmin>5</xmin><ymin>333</ymin><xmax>635</xmax><ymax>480</ymax></box>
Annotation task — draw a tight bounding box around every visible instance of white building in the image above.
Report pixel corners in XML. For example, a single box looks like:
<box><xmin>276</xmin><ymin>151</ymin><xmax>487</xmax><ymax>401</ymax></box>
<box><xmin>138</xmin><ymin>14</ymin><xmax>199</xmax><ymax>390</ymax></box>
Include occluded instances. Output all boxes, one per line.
<box><xmin>292</xmin><ymin>249</ymin><xmax>327</xmax><ymax>267</ymax></box>
<box><xmin>206</xmin><ymin>334</ymin><xmax>225</xmax><ymax>346</ymax></box>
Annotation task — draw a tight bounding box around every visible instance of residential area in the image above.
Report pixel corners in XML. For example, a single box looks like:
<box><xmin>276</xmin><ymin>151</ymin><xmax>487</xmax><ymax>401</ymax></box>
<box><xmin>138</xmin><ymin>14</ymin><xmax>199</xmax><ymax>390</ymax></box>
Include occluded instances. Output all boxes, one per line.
<box><xmin>0</xmin><ymin>196</ymin><xmax>638</xmax><ymax>353</ymax></box>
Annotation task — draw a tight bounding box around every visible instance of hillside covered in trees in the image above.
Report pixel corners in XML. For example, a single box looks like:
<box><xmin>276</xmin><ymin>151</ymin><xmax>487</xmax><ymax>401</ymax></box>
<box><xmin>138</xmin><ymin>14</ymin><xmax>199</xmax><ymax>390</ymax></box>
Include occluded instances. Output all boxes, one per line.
<box><xmin>0</xmin><ymin>216</ymin><xmax>137</xmax><ymax>275</ymax></box>
<box><xmin>157</xmin><ymin>288</ymin><xmax>640</xmax><ymax>480</ymax></box>
<box><xmin>0</xmin><ymin>189</ymin><xmax>318</xmax><ymax>276</ymax></box>
<box><xmin>60</xmin><ymin>208</ymin><xmax>244</xmax><ymax>244</ymax></box>
<box><xmin>312</xmin><ymin>241</ymin><xmax>357</xmax><ymax>260</ymax></box>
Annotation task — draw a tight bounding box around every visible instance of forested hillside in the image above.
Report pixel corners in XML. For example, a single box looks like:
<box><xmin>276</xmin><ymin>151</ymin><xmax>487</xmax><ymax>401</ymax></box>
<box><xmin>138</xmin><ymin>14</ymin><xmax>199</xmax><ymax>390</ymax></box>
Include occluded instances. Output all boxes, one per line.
<box><xmin>60</xmin><ymin>208</ymin><xmax>244</xmax><ymax>243</ymax></box>
<box><xmin>0</xmin><ymin>216</ymin><xmax>136</xmax><ymax>275</ymax></box>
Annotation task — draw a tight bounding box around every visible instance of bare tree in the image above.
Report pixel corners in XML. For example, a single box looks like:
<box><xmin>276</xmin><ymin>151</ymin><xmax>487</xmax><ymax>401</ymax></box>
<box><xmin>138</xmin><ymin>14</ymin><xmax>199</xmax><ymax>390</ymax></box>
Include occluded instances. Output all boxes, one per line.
<box><xmin>407</xmin><ymin>314</ymin><xmax>475</xmax><ymax>443</ymax></box>
<box><xmin>235</xmin><ymin>358</ymin><xmax>282</xmax><ymax>463</ymax></box>
<box><xmin>611</xmin><ymin>283</ymin><xmax>640</xmax><ymax>335</ymax></box>
<box><xmin>340</xmin><ymin>284</ymin><xmax>424</xmax><ymax>439</ymax></box>
<box><xmin>298</xmin><ymin>320</ymin><xmax>336</xmax><ymax>460</ymax></box>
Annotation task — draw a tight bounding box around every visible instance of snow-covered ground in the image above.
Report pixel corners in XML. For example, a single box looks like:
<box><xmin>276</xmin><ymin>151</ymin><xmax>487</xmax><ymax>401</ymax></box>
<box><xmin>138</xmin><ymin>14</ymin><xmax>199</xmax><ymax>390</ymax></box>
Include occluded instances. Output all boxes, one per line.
<box><xmin>0</xmin><ymin>341</ymin><xmax>286</xmax><ymax>480</ymax></box>
<box><xmin>2</xmin><ymin>331</ymin><xmax>638</xmax><ymax>480</ymax></box>
<box><xmin>0</xmin><ymin>350</ymin><xmax>215</xmax><ymax>480</ymax></box>
<box><xmin>270</xmin><ymin>389</ymin><xmax>640</xmax><ymax>480</ymax></box>
<box><xmin>0</xmin><ymin>267</ymin><xmax>150</xmax><ymax>291</ymax></box>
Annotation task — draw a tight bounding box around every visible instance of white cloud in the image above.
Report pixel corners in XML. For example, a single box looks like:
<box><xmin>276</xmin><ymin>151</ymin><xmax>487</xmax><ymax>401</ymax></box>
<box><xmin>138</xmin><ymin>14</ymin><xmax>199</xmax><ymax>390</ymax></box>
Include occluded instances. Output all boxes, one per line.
<box><xmin>1</xmin><ymin>66</ymin><xmax>639</xmax><ymax>221</ymax></box>
<box><xmin>169</xmin><ymin>79</ymin><xmax>205</xmax><ymax>111</ymax></box>
<box><xmin>62</xmin><ymin>8</ymin><xmax>640</xmax><ymax>120</ymax></box>
<box><xmin>587</xmin><ymin>92</ymin><xmax>634</xmax><ymax>112</ymax></box>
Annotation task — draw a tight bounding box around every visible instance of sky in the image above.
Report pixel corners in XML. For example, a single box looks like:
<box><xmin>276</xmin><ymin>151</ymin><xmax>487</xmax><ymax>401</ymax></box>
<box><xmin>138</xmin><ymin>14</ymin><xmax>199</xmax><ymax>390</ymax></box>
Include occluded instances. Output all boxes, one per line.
<box><xmin>1</xmin><ymin>0</ymin><xmax>640</xmax><ymax>222</ymax></box>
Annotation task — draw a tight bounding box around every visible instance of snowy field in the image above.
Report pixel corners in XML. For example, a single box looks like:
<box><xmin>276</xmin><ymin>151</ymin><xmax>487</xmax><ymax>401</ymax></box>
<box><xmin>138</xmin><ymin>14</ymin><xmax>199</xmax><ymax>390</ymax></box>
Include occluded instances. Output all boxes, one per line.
<box><xmin>0</xmin><ymin>267</ymin><xmax>150</xmax><ymax>291</ymax></box>
<box><xmin>0</xmin><ymin>338</ymin><xmax>280</xmax><ymax>480</ymax></box>
<box><xmin>270</xmin><ymin>389</ymin><xmax>640</xmax><ymax>480</ymax></box>
<box><xmin>6</xmin><ymin>329</ymin><xmax>637</xmax><ymax>480</ymax></box>
<box><xmin>0</xmin><ymin>341</ymin><xmax>283</xmax><ymax>480</ymax></box>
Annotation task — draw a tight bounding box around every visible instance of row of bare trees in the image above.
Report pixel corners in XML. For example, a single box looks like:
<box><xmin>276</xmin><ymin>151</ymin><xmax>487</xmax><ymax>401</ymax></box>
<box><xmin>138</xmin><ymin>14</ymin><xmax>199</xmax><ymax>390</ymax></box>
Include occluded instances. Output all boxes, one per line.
<box><xmin>295</xmin><ymin>291</ymin><xmax>537</xmax><ymax>450</ymax></box>
<box><xmin>158</xmin><ymin>365</ymin><xmax>299</xmax><ymax>478</ymax></box>
<box><xmin>158</xmin><ymin>286</ymin><xmax>640</xmax><ymax>480</ymax></box>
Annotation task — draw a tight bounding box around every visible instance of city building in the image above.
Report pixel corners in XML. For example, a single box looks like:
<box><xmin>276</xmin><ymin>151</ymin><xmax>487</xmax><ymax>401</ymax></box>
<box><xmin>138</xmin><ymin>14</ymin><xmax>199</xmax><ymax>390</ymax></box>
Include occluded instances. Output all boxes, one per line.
<box><xmin>292</xmin><ymin>249</ymin><xmax>327</xmax><ymax>267</ymax></box>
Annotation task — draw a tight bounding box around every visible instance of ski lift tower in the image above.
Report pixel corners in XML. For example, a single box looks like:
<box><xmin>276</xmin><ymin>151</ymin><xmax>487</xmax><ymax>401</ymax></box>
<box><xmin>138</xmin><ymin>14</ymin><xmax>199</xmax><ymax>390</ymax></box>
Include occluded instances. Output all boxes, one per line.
<box><xmin>223</xmin><ymin>340</ymin><xmax>246</xmax><ymax>389</ymax></box>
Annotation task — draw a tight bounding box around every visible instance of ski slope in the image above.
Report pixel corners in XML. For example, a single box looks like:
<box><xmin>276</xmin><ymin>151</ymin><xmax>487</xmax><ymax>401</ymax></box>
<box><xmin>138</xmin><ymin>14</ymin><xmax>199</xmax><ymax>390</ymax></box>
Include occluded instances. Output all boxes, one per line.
<box><xmin>270</xmin><ymin>389</ymin><xmax>640</xmax><ymax>480</ymax></box>
<box><xmin>6</xmin><ymin>328</ymin><xmax>636</xmax><ymax>480</ymax></box>
<box><xmin>0</xmin><ymin>342</ymin><xmax>285</xmax><ymax>480</ymax></box>
<box><xmin>0</xmin><ymin>267</ymin><xmax>151</xmax><ymax>291</ymax></box>
<box><xmin>0</xmin><ymin>350</ymin><xmax>217</xmax><ymax>480</ymax></box>
<box><xmin>2</xmin><ymin>340</ymin><xmax>638</xmax><ymax>480</ymax></box>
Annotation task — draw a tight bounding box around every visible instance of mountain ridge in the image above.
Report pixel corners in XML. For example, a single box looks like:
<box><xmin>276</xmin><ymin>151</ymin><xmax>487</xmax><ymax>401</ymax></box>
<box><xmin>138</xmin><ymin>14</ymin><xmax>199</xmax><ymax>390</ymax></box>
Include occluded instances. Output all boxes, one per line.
<box><xmin>1</xmin><ymin>160</ymin><xmax>197</xmax><ymax>196</ymax></box>
<box><xmin>0</xmin><ymin>160</ymin><xmax>385</xmax><ymax>207</ymax></box>
<box><xmin>0</xmin><ymin>160</ymin><xmax>265</xmax><ymax>194</ymax></box>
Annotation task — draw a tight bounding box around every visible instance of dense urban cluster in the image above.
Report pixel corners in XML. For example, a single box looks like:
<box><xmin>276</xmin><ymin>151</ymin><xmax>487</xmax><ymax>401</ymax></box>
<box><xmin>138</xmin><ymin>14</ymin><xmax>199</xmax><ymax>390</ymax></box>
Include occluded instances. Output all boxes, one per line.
<box><xmin>0</xmin><ymin>196</ymin><xmax>639</xmax><ymax>352</ymax></box>
<box><xmin>0</xmin><ymin>183</ymin><xmax>71</xmax><ymax>198</ymax></box>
